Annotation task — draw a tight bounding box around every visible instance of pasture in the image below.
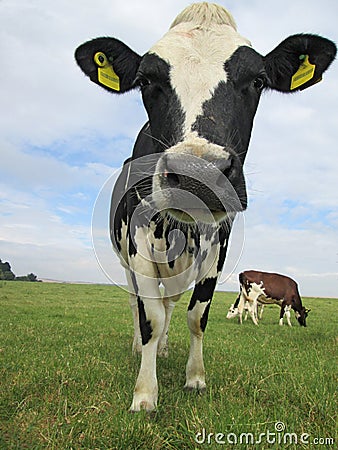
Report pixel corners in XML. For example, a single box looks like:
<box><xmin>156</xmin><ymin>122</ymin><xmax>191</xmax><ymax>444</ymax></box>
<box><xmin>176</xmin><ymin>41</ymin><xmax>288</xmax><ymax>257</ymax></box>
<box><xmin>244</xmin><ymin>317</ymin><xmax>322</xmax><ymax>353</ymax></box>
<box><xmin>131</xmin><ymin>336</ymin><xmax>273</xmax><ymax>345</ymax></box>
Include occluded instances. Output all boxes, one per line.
<box><xmin>0</xmin><ymin>282</ymin><xmax>336</xmax><ymax>449</ymax></box>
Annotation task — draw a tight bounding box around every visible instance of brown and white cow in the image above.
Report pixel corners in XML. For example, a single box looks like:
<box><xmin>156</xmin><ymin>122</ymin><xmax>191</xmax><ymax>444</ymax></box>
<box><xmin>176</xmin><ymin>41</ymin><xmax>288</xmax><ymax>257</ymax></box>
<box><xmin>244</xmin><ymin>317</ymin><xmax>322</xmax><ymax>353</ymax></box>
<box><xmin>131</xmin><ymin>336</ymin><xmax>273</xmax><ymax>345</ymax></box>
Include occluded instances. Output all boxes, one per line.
<box><xmin>75</xmin><ymin>3</ymin><xmax>334</xmax><ymax>411</ymax></box>
<box><xmin>227</xmin><ymin>270</ymin><xmax>310</xmax><ymax>326</ymax></box>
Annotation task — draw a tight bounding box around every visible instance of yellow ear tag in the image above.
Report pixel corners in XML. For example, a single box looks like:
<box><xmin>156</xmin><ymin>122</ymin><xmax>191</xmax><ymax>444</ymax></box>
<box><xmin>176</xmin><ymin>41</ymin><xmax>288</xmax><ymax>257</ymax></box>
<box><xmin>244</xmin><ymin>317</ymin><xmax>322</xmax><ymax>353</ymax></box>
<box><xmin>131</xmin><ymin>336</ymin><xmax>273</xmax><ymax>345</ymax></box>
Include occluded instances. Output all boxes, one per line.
<box><xmin>94</xmin><ymin>52</ymin><xmax>120</xmax><ymax>91</ymax></box>
<box><xmin>290</xmin><ymin>55</ymin><xmax>316</xmax><ymax>90</ymax></box>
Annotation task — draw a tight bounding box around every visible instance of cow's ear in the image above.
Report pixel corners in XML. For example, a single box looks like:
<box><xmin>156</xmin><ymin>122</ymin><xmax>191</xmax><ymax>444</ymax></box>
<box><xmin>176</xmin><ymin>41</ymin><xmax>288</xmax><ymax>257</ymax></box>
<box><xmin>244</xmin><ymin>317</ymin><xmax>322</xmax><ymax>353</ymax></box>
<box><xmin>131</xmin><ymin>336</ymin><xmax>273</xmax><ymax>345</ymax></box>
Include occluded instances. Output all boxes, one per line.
<box><xmin>264</xmin><ymin>34</ymin><xmax>336</xmax><ymax>92</ymax></box>
<box><xmin>75</xmin><ymin>37</ymin><xmax>142</xmax><ymax>93</ymax></box>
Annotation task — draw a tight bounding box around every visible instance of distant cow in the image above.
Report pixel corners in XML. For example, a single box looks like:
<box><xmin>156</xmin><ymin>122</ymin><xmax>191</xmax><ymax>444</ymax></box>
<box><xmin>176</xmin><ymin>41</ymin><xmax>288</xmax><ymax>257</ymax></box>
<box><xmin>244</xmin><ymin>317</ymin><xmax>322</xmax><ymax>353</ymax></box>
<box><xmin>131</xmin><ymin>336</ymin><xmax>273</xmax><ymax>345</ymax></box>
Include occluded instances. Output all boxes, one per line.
<box><xmin>227</xmin><ymin>299</ymin><xmax>264</xmax><ymax>323</ymax></box>
<box><xmin>75</xmin><ymin>3</ymin><xmax>334</xmax><ymax>411</ymax></box>
<box><xmin>227</xmin><ymin>270</ymin><xmax>310</xmax><ymax>326</ymax></box>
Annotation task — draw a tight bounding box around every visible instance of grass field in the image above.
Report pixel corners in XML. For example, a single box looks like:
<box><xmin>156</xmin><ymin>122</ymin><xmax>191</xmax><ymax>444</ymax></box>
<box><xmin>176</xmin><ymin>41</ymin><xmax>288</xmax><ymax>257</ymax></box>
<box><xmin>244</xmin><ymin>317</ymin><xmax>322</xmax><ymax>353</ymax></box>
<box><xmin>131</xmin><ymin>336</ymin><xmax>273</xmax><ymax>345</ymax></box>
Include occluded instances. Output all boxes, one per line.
<box><xmin>0</xmin><ymin>281</ymin><xmax>336</xmax><ymax>449</ymax></box>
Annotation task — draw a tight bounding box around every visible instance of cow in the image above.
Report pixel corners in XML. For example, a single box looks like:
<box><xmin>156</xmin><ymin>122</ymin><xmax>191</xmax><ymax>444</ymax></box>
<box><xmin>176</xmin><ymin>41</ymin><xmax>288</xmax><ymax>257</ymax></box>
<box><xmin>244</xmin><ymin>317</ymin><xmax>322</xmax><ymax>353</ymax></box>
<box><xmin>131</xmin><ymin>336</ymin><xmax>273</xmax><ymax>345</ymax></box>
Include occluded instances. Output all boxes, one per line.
<box><xmin>75</xmin><ymin>3</ymin><xmax>336</xmax><ymax>411</ymax></box>
<box><xmin>227</xmin><ymin>270</ymin><xmax>310</xmax><ymax>326</ymax></box>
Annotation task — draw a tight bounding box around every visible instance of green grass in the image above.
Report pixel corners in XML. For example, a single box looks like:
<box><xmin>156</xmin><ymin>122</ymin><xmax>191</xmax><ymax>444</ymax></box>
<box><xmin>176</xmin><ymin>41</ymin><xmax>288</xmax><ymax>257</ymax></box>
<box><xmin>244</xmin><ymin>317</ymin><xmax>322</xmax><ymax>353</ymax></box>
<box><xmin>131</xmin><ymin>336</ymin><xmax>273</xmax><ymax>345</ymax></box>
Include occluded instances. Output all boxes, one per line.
<box><xmin>0</xmin><ymin>281</ymin><xmax>337</xmax><ymax>449</ymax></box>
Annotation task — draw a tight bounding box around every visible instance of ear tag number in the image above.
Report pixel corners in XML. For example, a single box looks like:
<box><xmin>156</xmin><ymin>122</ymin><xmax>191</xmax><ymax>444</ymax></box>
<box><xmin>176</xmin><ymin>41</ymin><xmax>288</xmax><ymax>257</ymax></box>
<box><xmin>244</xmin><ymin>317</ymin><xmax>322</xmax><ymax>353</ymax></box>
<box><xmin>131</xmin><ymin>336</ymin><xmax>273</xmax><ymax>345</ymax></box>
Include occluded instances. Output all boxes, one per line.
<box><xmin>290</xmin><ymin>55</ymin><xmax>316</xmax><ymax>90</ymax></box>
<box><xmin>94</xmin><ymin>52</ymin><xmax>120</xmax><ymax>91</ymax></box>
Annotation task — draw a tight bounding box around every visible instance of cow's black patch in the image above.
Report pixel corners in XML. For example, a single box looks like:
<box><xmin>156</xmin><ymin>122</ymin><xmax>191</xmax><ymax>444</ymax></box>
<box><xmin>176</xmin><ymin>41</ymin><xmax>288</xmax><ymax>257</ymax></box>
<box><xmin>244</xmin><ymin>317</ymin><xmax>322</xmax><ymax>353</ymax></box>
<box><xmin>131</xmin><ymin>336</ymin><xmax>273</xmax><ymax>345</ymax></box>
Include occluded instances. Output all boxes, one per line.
<box><xmin>200</xmin><ymin>301</ymin><xmax>211</xmax><ymax>332</ymax></box>
<box><xmin>129</xmin><ymin>270</ymin><xmax>138</xmax><ymax>295</ymax></box>
<box><xmin>154</xmin><ymin>213</ymin><xmax>164</xmax><ymax>239</ymax></box>
<box><xmin>204</xmin><ymin>226</ymin><xmax>215</xmax><ymax>242</ymax></box>
<box><xmin>166</xmin><ymin>227</ymin><xmax>189</xmax><ymax>269</ymax></box>
<box><xmin>128</xmin><ymin>230</ymin><xmax>137</xmax><ymax>258</ymax></box>
<box><xmin>190</xmin><ymin>227</ymin><xmax>200</xmax><ymax>259</ymax></box>
<box><xmin>137</xmin><ymin>296</ymin><xmax>152</xmax><ymax>345</ymax></box>
<box><xmin>200</xmin><ymin>249</ymin><xmax>208</xmax><ymax>263</ymax></box>
<box><xmin>188</xmin><ymin>277</ymin><xmax>217</xmax><ymax>310</ymax></box>
<box><xmin>233</xmin><ymin>294</ymin><xmax>241</xmax><ymax>308</ymax></box>
<box><xmin>137</xmin><ymin>53</ymin><xmax>185</xmax><ymax>150</ymax></box>
<box><xmin>110</xmin><ymin>160</ymin><xmax>130</xmax><ymax>252</ymax></box>
<box><xmin>217</xmin><ymin>225</ymin><xmax>229</xmax><ymax>273</ymax></box>
<box><xmin>193</xmin><ymin>248</ymin><xmax>208</xmax><ymax>273</ymax></box>
<box><xmin>192</xmin><ymin>46</ymin><xmax>264</xmax><ymax>162</ymax></box>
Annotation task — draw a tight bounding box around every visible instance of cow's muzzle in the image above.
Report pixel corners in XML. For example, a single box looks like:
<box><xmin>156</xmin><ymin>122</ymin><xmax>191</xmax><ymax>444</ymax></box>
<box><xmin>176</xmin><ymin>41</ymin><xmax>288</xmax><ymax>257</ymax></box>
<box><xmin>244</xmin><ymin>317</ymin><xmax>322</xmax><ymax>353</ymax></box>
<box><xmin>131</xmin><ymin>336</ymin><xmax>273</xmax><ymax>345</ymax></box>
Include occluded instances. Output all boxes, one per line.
<box><xmin>155</xmin><ymin>153</ymin><xmax>247</xmax><ymax>221</ymax></box>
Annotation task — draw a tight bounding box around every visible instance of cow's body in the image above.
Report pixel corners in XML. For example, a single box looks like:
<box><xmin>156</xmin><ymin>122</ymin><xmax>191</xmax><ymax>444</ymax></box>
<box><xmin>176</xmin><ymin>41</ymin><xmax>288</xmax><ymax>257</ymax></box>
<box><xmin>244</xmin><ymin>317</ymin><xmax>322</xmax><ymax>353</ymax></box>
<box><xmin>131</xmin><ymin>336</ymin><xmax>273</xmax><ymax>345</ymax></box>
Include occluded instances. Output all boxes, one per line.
<box><xmin>227</xmin><ymin>270</ymin><xmax>309</xmax><ymax>326</ymax></box>
<box><xmin>110</xmin><ymin>125</ymin><xmax>232</xmax><ymax>410</ymax></box>
<box><xmin>75</xmin><ymin>3</ymin><xmax>336</xmax><ymax>411</ymax></box>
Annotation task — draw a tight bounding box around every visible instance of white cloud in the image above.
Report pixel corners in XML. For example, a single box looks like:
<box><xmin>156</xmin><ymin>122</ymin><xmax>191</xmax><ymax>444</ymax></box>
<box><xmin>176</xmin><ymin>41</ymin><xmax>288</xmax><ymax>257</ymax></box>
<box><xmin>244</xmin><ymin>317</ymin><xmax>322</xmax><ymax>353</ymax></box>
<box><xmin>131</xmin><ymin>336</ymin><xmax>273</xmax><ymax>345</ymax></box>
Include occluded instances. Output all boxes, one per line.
<box><xmin>234</xmin><ymin>217</ymin><xmax>338</xmax><ymax>297</ymax></box>
<box><xmin>0</xmin><ymin>185</ymin><xmax>110</xmax><ymax>282</ymax></box>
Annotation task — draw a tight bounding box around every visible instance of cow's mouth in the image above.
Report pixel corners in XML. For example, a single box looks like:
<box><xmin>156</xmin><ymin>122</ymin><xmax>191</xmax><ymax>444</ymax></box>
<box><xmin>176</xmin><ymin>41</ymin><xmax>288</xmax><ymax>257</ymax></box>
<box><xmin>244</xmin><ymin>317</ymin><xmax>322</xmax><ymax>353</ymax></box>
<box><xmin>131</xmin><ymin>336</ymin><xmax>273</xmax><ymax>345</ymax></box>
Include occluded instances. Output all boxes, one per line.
<box><xmin>164</xmin><ymin>206</ymin><xmax>231</xmax><ymax>224</ymax></box>
<box><xmin>152</xmin><ymin>152</ymin><xmax>247</xmax><ymax>223</ymax></box>
<box><xmin>166</xmin><ymin>207</ymin><xmax>210</xmax><ymax>223</ymax></box>
<box><xmin>158</xmin><ymin>173</ymin><xmax>244</xmax><ymax>223</ymax></box>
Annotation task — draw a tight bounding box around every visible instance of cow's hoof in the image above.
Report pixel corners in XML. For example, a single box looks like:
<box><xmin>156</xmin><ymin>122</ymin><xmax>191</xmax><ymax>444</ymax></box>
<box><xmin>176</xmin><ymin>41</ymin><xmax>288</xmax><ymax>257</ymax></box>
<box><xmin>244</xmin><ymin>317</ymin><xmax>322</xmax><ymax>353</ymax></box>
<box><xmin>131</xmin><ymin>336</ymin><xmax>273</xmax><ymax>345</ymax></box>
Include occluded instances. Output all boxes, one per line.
<box><xmin>184</xmin><ymin>379</ymin><xmax>206</xmax><ymax>392</ymax></box>
<box><xmin>157</xmin><ymin>337</ymin><xmax>169</xmax><ymax>357</ymax></box>
<box><xmin>157</xmin><ymin>344</ymin><xmax>169</xmax><ymax>358</ymax></box>
<box><xmin>130</xmin><ymin>394</ymin><xmax>157</xmax><ymax>412</ymax></box>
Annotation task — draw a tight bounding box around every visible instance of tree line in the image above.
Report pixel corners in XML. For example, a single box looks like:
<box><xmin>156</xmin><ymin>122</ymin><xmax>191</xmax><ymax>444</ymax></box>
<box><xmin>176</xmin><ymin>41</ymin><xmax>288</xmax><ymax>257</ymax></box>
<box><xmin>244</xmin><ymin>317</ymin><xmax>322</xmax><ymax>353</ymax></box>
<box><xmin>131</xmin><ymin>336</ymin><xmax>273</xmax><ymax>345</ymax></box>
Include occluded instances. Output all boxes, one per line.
<box><xmin>0</xmin><ymin>259</ymin><xmax>40</xmax><ymax>282</ymax></box>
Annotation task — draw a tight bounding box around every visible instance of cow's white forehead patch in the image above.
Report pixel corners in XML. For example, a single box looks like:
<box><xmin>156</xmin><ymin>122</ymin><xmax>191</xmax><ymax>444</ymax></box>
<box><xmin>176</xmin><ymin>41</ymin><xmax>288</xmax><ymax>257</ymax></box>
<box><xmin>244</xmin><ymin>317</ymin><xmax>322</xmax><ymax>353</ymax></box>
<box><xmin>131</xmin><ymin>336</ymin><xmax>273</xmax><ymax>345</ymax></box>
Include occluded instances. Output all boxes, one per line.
<box><xmin>150</xmin><ymin>23</ymin><xmax>251</xmax><ymax>136</ymax></box>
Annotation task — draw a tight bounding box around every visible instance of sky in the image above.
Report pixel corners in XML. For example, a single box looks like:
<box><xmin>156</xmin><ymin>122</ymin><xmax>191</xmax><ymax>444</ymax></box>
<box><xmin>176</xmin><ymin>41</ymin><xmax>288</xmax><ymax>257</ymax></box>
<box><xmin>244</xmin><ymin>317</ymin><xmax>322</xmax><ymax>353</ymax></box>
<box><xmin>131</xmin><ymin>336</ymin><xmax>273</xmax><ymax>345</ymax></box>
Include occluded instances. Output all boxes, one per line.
<box><xmin>1</xmin><ymin>0</ymin><xmax>337</xmax><ymax>297</ymax></box>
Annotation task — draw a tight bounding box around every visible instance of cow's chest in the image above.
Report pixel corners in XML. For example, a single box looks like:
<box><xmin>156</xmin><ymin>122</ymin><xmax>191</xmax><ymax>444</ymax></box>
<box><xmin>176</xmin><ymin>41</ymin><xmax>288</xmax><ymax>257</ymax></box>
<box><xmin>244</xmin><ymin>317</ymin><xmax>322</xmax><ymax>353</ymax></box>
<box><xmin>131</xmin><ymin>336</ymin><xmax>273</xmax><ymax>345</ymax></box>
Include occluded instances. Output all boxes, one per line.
<box><xmin>119</xmin><ymin>213</ymin><xmax>221</xmax><ymax>292</ymax></box>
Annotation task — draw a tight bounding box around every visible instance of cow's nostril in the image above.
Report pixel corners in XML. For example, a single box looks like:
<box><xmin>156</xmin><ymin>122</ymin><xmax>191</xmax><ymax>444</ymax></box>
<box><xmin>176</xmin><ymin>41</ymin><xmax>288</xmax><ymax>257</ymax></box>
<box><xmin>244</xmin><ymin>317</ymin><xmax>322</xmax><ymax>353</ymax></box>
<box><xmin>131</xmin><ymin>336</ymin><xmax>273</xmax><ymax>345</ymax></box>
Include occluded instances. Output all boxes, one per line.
<box><xmin>164</xmin><ymin>171</ymin><xmax>180</xmax><ymax>188</ymax></box>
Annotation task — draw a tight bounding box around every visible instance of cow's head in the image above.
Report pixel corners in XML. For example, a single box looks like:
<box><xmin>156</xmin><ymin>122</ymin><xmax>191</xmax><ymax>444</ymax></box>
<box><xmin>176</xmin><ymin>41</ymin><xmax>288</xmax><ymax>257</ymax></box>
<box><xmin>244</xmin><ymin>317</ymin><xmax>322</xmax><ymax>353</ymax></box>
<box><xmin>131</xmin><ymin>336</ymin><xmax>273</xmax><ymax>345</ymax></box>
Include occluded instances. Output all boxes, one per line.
<box><xmin>75</xmin><ymin>3</ymin><xmax>336</xmax><ymax>223</ymax></box>
<box><xmin>296</xmin><ymin>307</ymin><xmax>310</xmax><ymax>327</ymax></box>
<box><xmin>226</xmin><ymin>303</ymin><xmax>238</xmax><ymax>319</ymax></box>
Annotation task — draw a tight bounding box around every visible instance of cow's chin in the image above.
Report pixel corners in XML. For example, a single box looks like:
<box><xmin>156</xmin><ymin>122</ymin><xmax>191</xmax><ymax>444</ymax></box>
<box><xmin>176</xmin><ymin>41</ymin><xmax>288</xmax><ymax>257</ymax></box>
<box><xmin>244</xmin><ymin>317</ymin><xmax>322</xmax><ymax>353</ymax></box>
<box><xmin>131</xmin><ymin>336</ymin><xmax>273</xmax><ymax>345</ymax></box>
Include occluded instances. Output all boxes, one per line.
<box><xmin>152</xmin><ymin>190</ymin><xmax>235</xmax><ymax>224</ymax></box>
<box><xmin>152</xmin><ymin>174</ymin><xmax>243</xmax><ymax>225</ymax></box>
<box><xmin>163</xmin><ymin>207</ymin><xmax>230</xmax><ymax>224</ymax></box>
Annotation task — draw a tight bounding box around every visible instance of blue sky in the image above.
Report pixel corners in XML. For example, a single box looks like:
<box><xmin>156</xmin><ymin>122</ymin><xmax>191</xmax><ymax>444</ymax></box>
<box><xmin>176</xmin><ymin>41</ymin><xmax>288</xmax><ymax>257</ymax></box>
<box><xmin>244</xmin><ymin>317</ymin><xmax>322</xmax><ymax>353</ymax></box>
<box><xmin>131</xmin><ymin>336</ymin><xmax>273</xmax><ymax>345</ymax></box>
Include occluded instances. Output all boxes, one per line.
<box><xmin>1</xmin><ymin>0</ymin><xmax>338</xmax><ymax>296</ymax></box>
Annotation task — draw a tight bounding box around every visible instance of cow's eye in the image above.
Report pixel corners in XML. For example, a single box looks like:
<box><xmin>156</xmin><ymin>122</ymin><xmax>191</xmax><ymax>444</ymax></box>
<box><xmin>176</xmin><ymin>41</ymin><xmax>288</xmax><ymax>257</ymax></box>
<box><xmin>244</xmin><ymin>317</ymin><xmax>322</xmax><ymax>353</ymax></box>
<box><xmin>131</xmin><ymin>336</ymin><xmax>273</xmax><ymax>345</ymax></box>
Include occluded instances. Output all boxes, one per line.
<box><xmin>134</xmin><ymin>75</ymin><xmax>151</xmax><ymax>89</ymax></box>
<box><xmin>253</xmin><ymin>76</ymin><xmax>266</xmax><ymax>91</ymax></box>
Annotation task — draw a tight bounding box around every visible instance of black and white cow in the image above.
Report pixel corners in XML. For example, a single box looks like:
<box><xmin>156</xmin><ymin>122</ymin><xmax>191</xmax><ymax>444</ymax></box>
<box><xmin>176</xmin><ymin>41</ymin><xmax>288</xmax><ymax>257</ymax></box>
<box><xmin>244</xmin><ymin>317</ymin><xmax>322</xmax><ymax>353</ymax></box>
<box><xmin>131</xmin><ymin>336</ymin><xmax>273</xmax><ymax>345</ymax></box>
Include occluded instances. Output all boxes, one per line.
<box><xmin>227</xmin><ymin>270</ymin><xmax>310</xmax><ymax>326</ymax></box>
<box><xmin>75</xmin><ymin>3</ymin><xmax>336</xmax><ymax>411</ymax></box>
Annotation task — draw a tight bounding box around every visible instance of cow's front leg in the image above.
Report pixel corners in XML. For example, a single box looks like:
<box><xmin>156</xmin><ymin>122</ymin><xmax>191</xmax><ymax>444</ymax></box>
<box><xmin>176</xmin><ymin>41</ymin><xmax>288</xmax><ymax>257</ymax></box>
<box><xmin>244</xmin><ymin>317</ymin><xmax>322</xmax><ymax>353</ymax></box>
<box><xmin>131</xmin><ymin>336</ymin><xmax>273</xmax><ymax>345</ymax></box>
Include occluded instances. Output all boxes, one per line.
<box><xmin>284</xmin><ymin>304</ymin><xmax>292</xmax><ymax>326</ymax></box>
<box><xmin>185</xmin><ymin>281</ymin><xmax>215</xmax><ymax>391</ymax></box>
<box><xmin>248</xmin><ymin>299</ymin><xmax>259</xmax><ymax>325</ymax></box>
<box><xmin>279</xmin><ymin>305</ymin><xmax>284</xmax><ymax>325</ymax></box>
<box><xmin>130</xmin><ymin>294</ymin><xmax>165</xmax><ymax>412</ymax></box>
<box><xmin>258</xmin><ymin>304</ymin><xmax>264</xmax><ymax>320</ymax></box>
<box><xmin>244</xmin><ymin>302</ymin><xmax>249</xmax><ymax>321</ymax></box>
<box><xmin>237</xmin><ymin>293</ymin><xmax>247</xmax><ymax>325</ymax></box>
